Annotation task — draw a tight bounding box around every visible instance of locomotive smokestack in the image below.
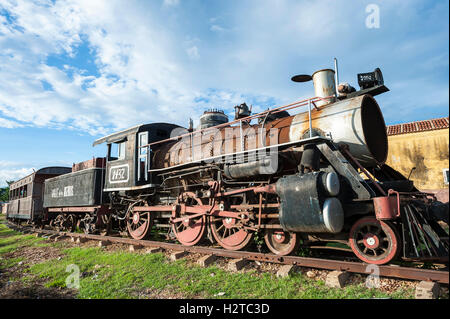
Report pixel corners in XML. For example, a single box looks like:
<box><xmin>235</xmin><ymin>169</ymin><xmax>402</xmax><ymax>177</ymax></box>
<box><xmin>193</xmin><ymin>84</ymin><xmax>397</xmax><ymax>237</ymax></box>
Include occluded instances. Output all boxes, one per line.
<box><xmin>311</xmin><ymin>69</ymin><xmax>337</xmax><ymax>106</ymax></box>
<box><xmin>291</xmin><ymin>67</ymin><xmax>337</xmax><ymax>106</ymax></box>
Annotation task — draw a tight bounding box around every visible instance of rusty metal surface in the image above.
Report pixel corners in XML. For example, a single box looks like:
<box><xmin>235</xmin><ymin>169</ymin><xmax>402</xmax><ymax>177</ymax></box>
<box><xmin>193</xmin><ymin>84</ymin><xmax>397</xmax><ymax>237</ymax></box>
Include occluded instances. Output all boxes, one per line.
<box><xmin>373</xmin><ymin>193</ymin><xmax>400</xmax><ymax>220</ymax></box>
<box><xmin>289</xmin><ymin>94</ymin><xmax>388</xmax><ymax>166</ymax></box>
<box><xmin>145</xmin><ymin>96</ymin><xmax>318</xmax><ymax>150</ymax></box>
<box><xmin>152</xmin><ymin>94</ymin><xmax>389</xmax><ymax>170</ymax></box>
<box><xmin>46</xmin><ymin>206</ymin><xmax>102</xmax><ymax>213</ymax></box>
<box><xmin>312</xmin><ymin>69</ymin><xmax>336</xmax><ymax>106</ymax></box>
<box><xmin>149</xmin><ymin>96</ymin><xmax>334</xmax><ymax>170</ymax></box>
<box><xmin>10</xmin><ymin>223</ymin><xmax>448</xmax><ymax>284</ymax></box>
<box><xmin>72</xmin><ymin>157</ymin><xmax>106</xmax><ymax>172</ymax></box>
<box><xmin>150</xmin><ymin>135</ymin><xmax>329</xmax><ymax>174</ymax></box>
<box><xmin>153</xmin><ymin>119</ymin><xmax>293</xmax><ymax>168</ymax></box>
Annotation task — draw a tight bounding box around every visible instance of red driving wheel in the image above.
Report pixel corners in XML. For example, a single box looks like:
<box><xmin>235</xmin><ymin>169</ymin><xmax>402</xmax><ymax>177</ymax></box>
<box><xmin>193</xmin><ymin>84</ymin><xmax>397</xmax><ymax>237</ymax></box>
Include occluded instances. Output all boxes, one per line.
<box><xmin>172</xmin><ymin>192</ymin><xmax>206</xmax><ymax>246</ymax></box>
<box><xmin>210</xmin><ymin>215</ymin><xmax>253</xmax><ymax>250</ymax></box>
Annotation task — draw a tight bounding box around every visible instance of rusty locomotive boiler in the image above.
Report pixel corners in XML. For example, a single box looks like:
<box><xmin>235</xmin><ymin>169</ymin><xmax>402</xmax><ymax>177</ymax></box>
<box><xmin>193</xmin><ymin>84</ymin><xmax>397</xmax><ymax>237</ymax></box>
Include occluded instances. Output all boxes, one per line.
<box><xmin>8</xmin><ymin>62</ymin><xmax>449</xmax><ymax>265</ymax></box>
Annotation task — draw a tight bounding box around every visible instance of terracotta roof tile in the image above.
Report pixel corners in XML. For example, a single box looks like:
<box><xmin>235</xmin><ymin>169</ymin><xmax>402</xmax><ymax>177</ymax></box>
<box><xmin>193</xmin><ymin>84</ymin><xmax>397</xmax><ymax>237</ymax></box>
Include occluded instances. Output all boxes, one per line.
<box><xmin>431</xmin><ymin>117</ymin><xmax>449</xmax><ymax>129</ymax></box>
<box><xmin>386</xmin><ymin>116</ymin><xmax>449</xmax><ymax>136</ymax></box>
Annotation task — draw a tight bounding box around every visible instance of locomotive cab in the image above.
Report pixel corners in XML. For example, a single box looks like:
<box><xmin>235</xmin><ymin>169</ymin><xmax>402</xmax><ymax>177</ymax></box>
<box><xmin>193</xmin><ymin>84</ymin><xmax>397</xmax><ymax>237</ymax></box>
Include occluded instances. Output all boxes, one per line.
<box><xmin>93</xmin><ymin>123</ymin><xmax>183</xmax><ymax>192</ymax></box>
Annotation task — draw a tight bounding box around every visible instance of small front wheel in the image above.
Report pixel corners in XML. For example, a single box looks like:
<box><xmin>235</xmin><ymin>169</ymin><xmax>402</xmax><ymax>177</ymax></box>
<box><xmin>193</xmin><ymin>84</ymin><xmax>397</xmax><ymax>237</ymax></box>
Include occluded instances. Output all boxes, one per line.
<box><xmin>348</xmin><ymin>217</ymin><xmax>401</xmax><ymax>264</ymax></box>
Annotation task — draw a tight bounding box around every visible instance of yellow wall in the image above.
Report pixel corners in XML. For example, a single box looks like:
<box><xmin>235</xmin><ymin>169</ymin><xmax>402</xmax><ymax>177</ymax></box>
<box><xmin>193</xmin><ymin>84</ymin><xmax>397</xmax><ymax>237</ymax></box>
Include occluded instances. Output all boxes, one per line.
<box><xmin>386</xmin><ymin>128</ymin><xmax>449</xmax><ymax>190</ymax></box>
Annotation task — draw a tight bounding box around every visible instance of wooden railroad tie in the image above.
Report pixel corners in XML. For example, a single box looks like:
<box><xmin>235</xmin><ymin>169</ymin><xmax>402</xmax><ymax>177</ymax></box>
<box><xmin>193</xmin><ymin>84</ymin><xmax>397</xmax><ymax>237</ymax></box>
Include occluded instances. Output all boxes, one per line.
<box><xmin>170</xmin><ymin>251</ymin><xmax>188</xmax><ymax>261</ymax></box>
<box><xmin>228</xmin><ymin>258</ymin><xmax>248</xmax><ymax>271</ymax></box>
<box><xmin>197</xmin><ymin>254</ymin><xmax>217</xmax><ymax>267</ymax></box>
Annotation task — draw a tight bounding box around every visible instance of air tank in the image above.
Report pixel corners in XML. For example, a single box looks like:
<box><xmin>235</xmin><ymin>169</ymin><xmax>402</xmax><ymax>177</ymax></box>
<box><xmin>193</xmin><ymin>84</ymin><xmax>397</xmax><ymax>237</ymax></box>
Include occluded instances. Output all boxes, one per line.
<box><xmin>276</xmin><ymin>172</ymin><xmax>344</xmax><ymax>233</ymax></box>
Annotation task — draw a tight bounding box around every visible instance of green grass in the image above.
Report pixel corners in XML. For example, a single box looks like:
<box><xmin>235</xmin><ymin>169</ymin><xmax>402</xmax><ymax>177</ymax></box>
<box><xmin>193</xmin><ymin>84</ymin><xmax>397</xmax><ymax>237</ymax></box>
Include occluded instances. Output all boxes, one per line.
<box><xmin>0</xmin><ymin>215</ymin><xmax>415</xmax><ymax>299</ymax></box>
<box><xmin>28</xmin><ymin>247</ymin><xmax>413</xmax><ymax>299</ymax></box>
<box><xmin>0</xmin><ymin>219</ymin><xmax>48</xmax><ymax>256</ymax></box>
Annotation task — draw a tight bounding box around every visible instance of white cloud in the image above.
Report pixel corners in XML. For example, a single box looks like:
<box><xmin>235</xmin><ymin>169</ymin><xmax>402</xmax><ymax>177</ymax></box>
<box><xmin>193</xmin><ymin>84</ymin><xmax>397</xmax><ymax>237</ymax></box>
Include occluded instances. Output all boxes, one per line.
<box><xmin>163</xmin><ymin>0</ymin><xmax>179</xmax><ymax>7</ymax></box>
<box><xmin>0</xmin><ymin>117</ymin><xmax>24</xmax><ymax>128</ymax></box>
<box><xmin>0</xmin><ymin>0</ymin><xmax>202</xmax><ymax>134</ymax></box>
<box><xmin>186</xmin><ymin>46</ymin><xmax>199</xmax><ymax>60</ymax></box>
<box><xmin>0</xmin><ymin>161</ymin><xmax>18</xmax><ymax>168</ymax></box>
<box><xmin>1</xmin><ymin>0</ymin><xmax>282</xmax><ymax>135</ymax></box>
<box><xmin>0</xmin><ymin>0</ymin><xmax>447</xmax><ymax>139</ymax></box>
<box><xmin>0</xmin><ymin>162</ymin><xmax>35</xmax><ymax>186</ymax></box>
<box><xmin>210</xmin><ymin>25</ymin><xmax>226</xmax><ymax>33</ymax></box>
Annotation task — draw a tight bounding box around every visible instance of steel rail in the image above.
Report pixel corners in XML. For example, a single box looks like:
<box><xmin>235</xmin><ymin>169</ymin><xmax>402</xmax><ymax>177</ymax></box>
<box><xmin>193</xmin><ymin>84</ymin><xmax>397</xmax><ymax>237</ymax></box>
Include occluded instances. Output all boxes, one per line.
<box><xmin>8</xmin><ymin>223</ymin><xmax>449</xmax><ymax>285</ymax></box>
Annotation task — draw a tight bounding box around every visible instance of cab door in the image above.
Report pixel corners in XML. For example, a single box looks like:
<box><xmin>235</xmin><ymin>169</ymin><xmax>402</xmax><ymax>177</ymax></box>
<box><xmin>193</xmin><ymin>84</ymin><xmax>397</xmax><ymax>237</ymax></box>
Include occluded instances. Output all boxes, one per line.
<box><xmin>137</xmin><ymin>131</ymin><xmax>148</xmax><ymax>183</ymax></box>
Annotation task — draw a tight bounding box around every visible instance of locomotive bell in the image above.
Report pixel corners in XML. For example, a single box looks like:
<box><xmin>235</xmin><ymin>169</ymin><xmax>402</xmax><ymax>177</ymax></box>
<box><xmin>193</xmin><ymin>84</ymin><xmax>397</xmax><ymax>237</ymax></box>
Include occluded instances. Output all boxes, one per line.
<box><xmin>234</xmin><ymin>103</ymin><xmax>251</xmax><ymax>120</ymax></box>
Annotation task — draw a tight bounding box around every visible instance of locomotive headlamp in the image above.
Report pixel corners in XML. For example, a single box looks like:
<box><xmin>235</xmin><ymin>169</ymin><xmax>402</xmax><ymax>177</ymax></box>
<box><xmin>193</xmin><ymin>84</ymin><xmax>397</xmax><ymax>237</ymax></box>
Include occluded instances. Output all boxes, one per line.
<box><xmin>357</xmin><ymin>68</ymin><xmax>384</xmax><ymax>89</ymax></box>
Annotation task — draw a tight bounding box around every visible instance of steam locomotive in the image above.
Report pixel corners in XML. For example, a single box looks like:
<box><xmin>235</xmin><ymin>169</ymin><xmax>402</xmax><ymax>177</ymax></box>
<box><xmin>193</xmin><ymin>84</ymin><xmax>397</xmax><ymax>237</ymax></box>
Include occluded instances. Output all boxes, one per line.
<box><xmin>7</xmin><ymin>65</ymin><xmax>449</xmax><ymax>265</ymax></box>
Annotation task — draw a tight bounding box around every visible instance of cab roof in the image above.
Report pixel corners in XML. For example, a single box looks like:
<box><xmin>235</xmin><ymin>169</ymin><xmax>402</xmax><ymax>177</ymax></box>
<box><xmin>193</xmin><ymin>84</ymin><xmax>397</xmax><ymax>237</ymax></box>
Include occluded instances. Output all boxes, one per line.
<box><xmin>92</xmin><ymin>123</ymin><xmax>184</xmax><ymax>146</ymax></box>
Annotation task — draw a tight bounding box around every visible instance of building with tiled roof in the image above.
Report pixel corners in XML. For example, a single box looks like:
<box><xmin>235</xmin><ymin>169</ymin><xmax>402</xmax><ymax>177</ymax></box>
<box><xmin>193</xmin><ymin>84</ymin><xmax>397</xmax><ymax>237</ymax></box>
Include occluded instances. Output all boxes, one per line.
<box><xmin>386</xmin><ymin>117</ymin><xmax>449</xmax><ymax>136</ymax></box>
<box><xmin>385</xmin><ymin>116</ymin><xmax>449</xmax><ymax>203</ymax></box>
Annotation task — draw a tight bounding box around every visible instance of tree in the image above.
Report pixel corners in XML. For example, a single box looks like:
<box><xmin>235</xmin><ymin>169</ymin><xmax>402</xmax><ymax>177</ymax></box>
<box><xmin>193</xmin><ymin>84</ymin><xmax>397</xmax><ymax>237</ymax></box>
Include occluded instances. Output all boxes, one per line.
<box><xmin>0</xmin><ymin>180</ymin><xmax>13</xmax><ymax>202</ymax></box>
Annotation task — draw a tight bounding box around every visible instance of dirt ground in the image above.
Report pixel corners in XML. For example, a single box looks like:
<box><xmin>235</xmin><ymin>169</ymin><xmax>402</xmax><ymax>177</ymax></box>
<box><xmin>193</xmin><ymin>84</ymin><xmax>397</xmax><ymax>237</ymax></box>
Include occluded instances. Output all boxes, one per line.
<box><xmin>0</xmin><ymin>244</ymin><xmax>77</xmax><ymax>299</ymax></box>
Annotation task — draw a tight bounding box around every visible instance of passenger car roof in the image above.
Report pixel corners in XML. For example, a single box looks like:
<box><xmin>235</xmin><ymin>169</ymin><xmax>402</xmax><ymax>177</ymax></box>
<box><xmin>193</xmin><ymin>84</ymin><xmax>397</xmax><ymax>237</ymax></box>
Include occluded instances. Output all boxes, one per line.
<box><xmin>9</xmin><ymin>167</ymin><xmax>72</xmax><ymax>189</ymax></box>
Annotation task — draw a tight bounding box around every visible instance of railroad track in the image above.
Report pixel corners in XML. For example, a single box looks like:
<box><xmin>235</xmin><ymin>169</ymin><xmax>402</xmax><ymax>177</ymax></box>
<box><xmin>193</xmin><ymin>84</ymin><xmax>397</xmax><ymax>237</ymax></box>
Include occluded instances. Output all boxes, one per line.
<box><xmin>7</xmin><ymin>222</ymin><xmax>449</xmax><ymax>285</ymax></box>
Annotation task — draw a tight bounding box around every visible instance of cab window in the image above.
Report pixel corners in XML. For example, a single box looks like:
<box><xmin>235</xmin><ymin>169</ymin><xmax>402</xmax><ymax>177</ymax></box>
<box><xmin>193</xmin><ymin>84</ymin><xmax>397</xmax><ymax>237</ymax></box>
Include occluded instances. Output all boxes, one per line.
<box><xmin>109</xmin><ymin>141</ymin><xmax>126</xmax><ymax>161</ymax></box>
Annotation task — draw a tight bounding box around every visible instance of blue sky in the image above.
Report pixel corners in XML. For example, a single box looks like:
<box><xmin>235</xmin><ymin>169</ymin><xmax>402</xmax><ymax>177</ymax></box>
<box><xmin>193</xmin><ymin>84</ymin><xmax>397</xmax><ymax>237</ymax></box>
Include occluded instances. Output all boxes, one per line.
<box><xmin>0</xmin><ymin>0</ymin><xmax>448</xmax><ymax>186</ymax></box>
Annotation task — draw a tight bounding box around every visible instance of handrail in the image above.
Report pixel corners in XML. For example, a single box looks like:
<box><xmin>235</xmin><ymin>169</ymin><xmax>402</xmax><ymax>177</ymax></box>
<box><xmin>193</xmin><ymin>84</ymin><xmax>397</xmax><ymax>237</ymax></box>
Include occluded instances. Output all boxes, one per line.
<box><xmin>138</xmin><ymin>95</ymin><xmax>336</xmax><ymax>172</ymax></box>
<box><xmin>140</xmin><ymin>95</ymin><xmax>335</xmax><ymax>149</ymax></box>
<box><xmin>147</xmin><ymin>136</ymin><xmax>331</xmax><ymax>173</ymax></box>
